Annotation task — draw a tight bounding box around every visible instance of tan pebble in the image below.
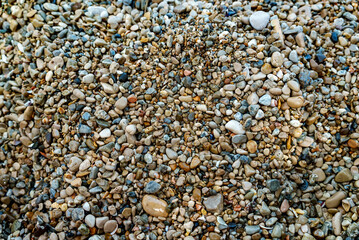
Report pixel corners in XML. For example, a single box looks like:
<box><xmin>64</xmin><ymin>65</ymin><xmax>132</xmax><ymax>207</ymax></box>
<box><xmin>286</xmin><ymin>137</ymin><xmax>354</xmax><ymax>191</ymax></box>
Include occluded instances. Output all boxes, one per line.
<box><xmin>142</xmin><ymin>195</ymin><xmax>168</xmax><ymax>217</ymax></box>
<box><xmin>247</xmin><ymin>140</ymin><xmax>257</xmax><ymax>153</ymax></box>
<box><xmin>312</xmin><ymin>168</ymin><xmax>326</xmax><ymax>182</ymax></box>
<box><xmin>287</xmin><ymin>96</ymin><xmax>304</xmax><ymax>108</ymax></box>
<box><xmin>325</xmin><ymin>191</ymin><xmax>347</xmax><ymax>208</ymax></box>
<box><xmin>334</xmin><ymin>168</ymin><xmax>353</xmax><ymax>183</ymax></box>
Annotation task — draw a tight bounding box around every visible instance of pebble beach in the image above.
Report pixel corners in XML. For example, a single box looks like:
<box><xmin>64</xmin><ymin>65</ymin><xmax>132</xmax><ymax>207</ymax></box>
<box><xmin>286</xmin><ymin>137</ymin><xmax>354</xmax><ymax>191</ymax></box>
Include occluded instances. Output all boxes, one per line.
<box><xmin>1</xmin><ymin>0</ymin><xmax>359</xmax><ymax>239</ymax></box>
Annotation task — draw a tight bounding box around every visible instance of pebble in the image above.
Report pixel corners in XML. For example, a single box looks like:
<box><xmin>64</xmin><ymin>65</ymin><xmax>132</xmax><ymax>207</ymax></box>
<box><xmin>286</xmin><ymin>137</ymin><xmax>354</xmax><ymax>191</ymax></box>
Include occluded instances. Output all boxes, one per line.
<box><xmin>325</xmin><ymin>191</ymin><xmax>347</xmax><ymax>208</ymax></box>
<box><xmin>142</xmin><ymin>195</ymin><xmax>168</xmax><ymax>217</ymax></box>
<box><xmin>203</xmin><ymin>194</ymin><xmax>223</xmax><ymax>214</ymax></box>
<box><xmin>335</xmin><ymin>168</ymin><xmax>353</xmax><ymax>182</ymax></box>
<box><xmin>144</xmin><ymin>181</ymin><xmax>161</xmax><ymax>194</ymax></box>
<box><xmin>225</xmin><ymin>120</ymin><xmax>245</xmax><ymax>135</ymax></box>
<box><xmin>104</xmin><ymin>220</ymin><xmax>118</xmax><ymax>233</ymax></box>
<box><xmin>249</xmin><ymin>11</ymin><xmax>270</xmax><ymax>30</ymax></box>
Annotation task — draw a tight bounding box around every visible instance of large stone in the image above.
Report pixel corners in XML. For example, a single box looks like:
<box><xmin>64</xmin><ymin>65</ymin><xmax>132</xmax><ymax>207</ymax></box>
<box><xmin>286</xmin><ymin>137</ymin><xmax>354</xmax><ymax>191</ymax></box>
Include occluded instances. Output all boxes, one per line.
<box><xmin>203</xmin><ymin>194</ymin><xmax>223</xmax><ymax>214</ymax></box>
<box><xmin>325</xmin><ymin>191</ymin><xmax>347</xmax><ymax>208</ymax></box>
<box><xmin>249</xmin><ymin>11</ymin><xmax>270</xmax><ymax>30</ymax></box>
<box><xmin>104</xmin><ymin>220</ymin><xmax>118</xmax><ymax>233</ymax></box>
<box><xmin>142</xmin><ymin>195</ymin><xmax>168</xmax><ymax>217</ymax></box>
<box><xmin>225</xmin><ymin>120</ymin><xmax>245</xmax><ymax>135</ymax></box>
<box><xmin>335</xmin><ymin>168</ymin><xmax>353</xmax><ymax>182</ymax></box>
<box><xmin>287</xmin><ymin>97</ymin><xmax>304</xmax><ymax>108</ymax></box>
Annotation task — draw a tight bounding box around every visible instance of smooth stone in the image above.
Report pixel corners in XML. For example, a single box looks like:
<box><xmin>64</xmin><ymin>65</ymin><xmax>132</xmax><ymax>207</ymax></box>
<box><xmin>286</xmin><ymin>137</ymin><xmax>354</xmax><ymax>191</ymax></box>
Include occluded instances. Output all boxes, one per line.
<box><xmin>166</xmin><ymin>148</ymin><xmax>178</xmax><ymax>160</ymax></box>
<box><xmin>325</xmin><ymin>191</ymin><xmax>347</xmax><ymax>208</ymax></box>
<box><xmin>73</xmin><ymin>89</ymin><xmax>85</xmax><ymax>99</ymax></box>
<box><xmin>244</xmin><ymin>165</ymin><xmax>256</xmax><ymax>177</ymax></box>
<box><xmin>348</xmin><ymin>139</ymin><xmax>358</xmax><ymax>148</ymax></box>
<box><xmin>43</xmin><ymin>3</ymin><xmax>59</xmax><ymax>12</ymax></box>
<box><xmin>332</xmin><ymin>212</ymin><xmax>342</xmax><ymax>236</ymax></box>
<box><xmin>48</xmin><ymin>56</ymin><xmax>64</xmax><ymax>70</ymax></box>
<box><xmin>115</xmin><ymin>97</ymin><xmax>128</xmax><ymax>110</ymax></box>
<box><xmin>225</xmin><ymin>120</ymin><xmax>245</xmax><ymax>135</ymax></box>
<box><xmin>68</xmin><ymin>157</ymin><xmax>82</xmax><ymax>172</ymax></box>
<box><xmin>247</xmin><ymin>140</ymin><xmax>257</xmax><ymax>153</ymax></box>
<box><xmin>96</xmin><ymin>216</ymin><xmax>109</xmax><ymax>229</ymax></box>
<box><xmin>104</xmin><ymin>220</ymin><xmax>118</xmax><ymax>233</ymax></box>
<box><xmin>259</xmin><ymin>94</ymin><xmax>271</xmax><ymax>106</ymax></box>
<box><xmin>280</xmin><ymin>199</ymin><xmax>289</xmax><ymax>212</ymax></box>
<box><xmin>267</xmin><ymin>179</ymin><xmax>281</xmax><ymax>192</ymax></box>
<box><xmin>312</xmin><ymin>168</ymin><xmax>326</xmax><ymax>182</ymax></box>
<box><xmin>24</xmin><ymin>106</ymin><xmax>34</xmax><ymax>121</ymax></box>
<box><xmin>190</xmin><ymin>156</ymin><xmax>201</xmax><ymax>169</ymax></box>
<box><xmin>249</xmin><ymin>11</ymin><xmax>270</xmax><ymax>30</ymax></box>
<box><xmin>289</xmin><ymin>50</ymin><xmax>299</xmax><ymax>63</ymax></box>
<box><xmin>142</xmin><ymin>195</ymin><xmax>168</xmax><ymax>217</ymax></box>
<box><xmin>245</xmin><ymin>225</ymin><xmax>260</xmax><ymax>235</ymax></box>
<box><xmin>287</xmin><ymin>96</ymin><xmax>304</xmax><ymax>108</ymax></box>
<box><xmin>287</xmin><ymin>80</ymin><xmax>300</xmax><ymax>92</ymax></box>
<box><xmin>144</xmin><ymin>181</ymin><xmax>161</xmax><ymax>194</ymax></box>
<box><xmin>334</xmin><ymin>168</ymin><xmax>353</xmax><ymax>182</ymax></box>
<box><xmin>125</xmin><ymin>125</ymin><xmax>137</xmax><ymax>135</ymax></box>
<box><xmin>79</xmin><ymin>125</ymin><xmax>92</xmax><ymax>134</ymax></box>
<box><xmin>247</xmin><ymin>93</ymin><xmax>259</xmax><ymax>105</ymax></box>
<box><xmin>203</xmin><ymin>194</ymin><xmax>223</xmax><ymax>214</ymax></box>
<box><xmin>271</xmin><ymin>52</ymin><xmax>284</xmax><ymax>67</ymax></box>
<box><xmin>99</xmin><ymin>129</ymin><xmax>111</xmax><ymax>138</ymax></box>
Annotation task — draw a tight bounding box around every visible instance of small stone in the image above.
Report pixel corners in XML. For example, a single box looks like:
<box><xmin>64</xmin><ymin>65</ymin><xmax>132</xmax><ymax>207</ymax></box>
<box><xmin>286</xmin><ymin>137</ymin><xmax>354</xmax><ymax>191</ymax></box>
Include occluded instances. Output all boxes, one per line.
<box><xmin>115</xmin><ymin>97</ymin><xmax>128</xmax><ymax>110</ymax></box>
<box><xmin>142</xmin><ymin>195</ymin><xmax>168</xmax><ymax>217</ymax></box>
<box><xmin>68</xmin><ymin>157</ymin><xmax>82</xmax><ymax>172</ymax></box>
<box><xmin>335</xmin><ymin>168</ymin><xmax>353</xmax><ymax>182</ymax></box>
<box><xmin>348</xmin><ymin>139</ymin><xmax>358</xmax><ymax>148</ymax></box>
<box><xmin>203</xmin><ymin>194</ymin><xmax>223</xmax><ymax>214</ymax></box>
<box><xmin>289</xmin><ymin>50</ymin><xmax>299</xmax><ymax>63</ymax></box>
<box><xmin>96</xmin><ymin>217</ymin><xmax>109</xmax><ymax>229</ymax></box>
<box><xmin>267</xmin><ymin>179</ymin><xmax>281</xmax><ymax>192</ymax></box>
<box><xmin>225</xmin><ymin>120</ymin><xmax>245</xmax><ymax>135</ymax></box>
<box><xmin>287</xmin><ymin>97</ymin><xmax>304</xmax><ymax>108</ymax></box>
<box><xmin>312</xmin><ymin>168</ymin><xmax>326</xmax><ymax>182</ymax></box>
<box><xmin>190</xmin><ymin>156</ymin><xmax>201</xmax><ymax>169</ymax></box>
<box><xmin>280</xmin><ymin>199</ymin><xmax>289</xmax><ymax>213</ymax></box>
<box><xmin>287</xmin><ymin>80</ymin><xmax>300</xmax><ymax>92</ymax></box>
<box><xmin>104</xmin><ymin>220</ymin><xmax>118</xmax><ymax>233</ymax></box>
<box><xmin>43</xmin><ymin>3</ymin><xmax>59</xmax><ymax>12</ymax></box>
<box><xmin>99</xmin><ymin>129</ymin><xmax>111</xmax><ymax>138</ymax></box>
<box><xmin>247</xmin><ymin>140</ymin><xmax>257</xmax><ymax>153</ymax></box>
<box><xmin>325</xmin><ymin>191</ymin><xmax>347</xmax><ymax>208</ymax></box>
<box><xmin>271</xmin><ymin>52</ymin><xmax>284</xmax><ymax>67</ymax></box>
<box><xmin>332</xmin><ymin>212</ymin><xmax>342</xmax><ymax>236</ymax></box>
<box><xmin>259</xmin><ymin>94</ymin><xmax>271</xmax><ymax>106</ymax></box>
<box><xmin>249</xmin><ymin>11</ymin><xmax>270</xmax><ymax>30</ymax></box>
<box><xmin>245</xmin><ymin>225</ymin><xmax>260</xmax><ymax>235</ymax></box>
<box><xmin>24</xmin><ymin>106</ymin><xmax>34</xmax><ymax>121</ymax></box>
<box><xmin>144</xmin><ymin>181</ymin><xmax>161</xmax><ymax>194</ymax></box>
<box><xmin>244</xmin><ymin>165</ymin><xmax>256</xmax><ymax>177</ymax></box>
<box><xmin>73</xmin><ymin>89</ymin><xmax>85</xmax><ymax>99</ymax></box>
<box><xmin>166</xmin><ymin>148</ymin><xmax>178</xmax><ymax>160</ymax></box>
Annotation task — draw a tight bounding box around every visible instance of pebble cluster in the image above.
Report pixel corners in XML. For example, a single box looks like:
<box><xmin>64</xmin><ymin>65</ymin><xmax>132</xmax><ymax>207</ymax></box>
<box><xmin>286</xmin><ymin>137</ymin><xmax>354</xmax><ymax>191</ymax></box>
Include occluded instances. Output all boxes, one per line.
<box><xmin>1</xmin><ymin>0</ymin><xmax>359</xmax><ymax>239</ymax></box>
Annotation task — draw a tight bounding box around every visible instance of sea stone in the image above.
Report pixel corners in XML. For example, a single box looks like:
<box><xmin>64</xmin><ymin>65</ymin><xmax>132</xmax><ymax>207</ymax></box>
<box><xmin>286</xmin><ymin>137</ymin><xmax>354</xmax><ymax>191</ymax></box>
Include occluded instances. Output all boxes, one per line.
<box><xmin>203</xmin><ymin>194</ymin><xmax>223</xmax><ymax>214</ymax></box>
<box><xmin>335</xmin><ymin>168</ymin><xmax>353</xmax><ymax>182</ymax></box>
<box><xmin>142</xmin><ymin>195</ymin><xmax>168</xmax><ymax>217</ymax></box>
<box><xmin>249</xmin><ymin>11</ymin><xmax>270</xmax><ymax>30</ymax></box>
<box><xmin>287</xmin><ymin>97</ymin><xmax>304</xmax><ymax>108</ymax></box>
<box><xmin>104</xmin><ymin>220</ymin><xmax>118</xmax><ymax>233</ymax></box>
<box><xmin>325</xmin><ymin>191</ymin><xmax>347</xmax><ymax>208</ymax></box>
<box><xmin>225</xmin><ymin>120</ymin><xmax>245</xmax><ymax>135</ymax></box>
